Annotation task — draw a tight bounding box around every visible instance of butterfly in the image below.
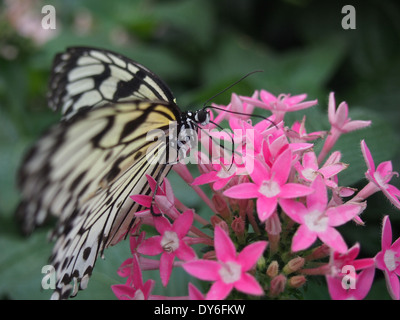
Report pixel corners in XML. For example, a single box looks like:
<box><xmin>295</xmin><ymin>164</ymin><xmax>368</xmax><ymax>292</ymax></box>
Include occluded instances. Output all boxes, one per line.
<box><xmin>16</xmin><ymin>47</ymin><xmax>211</xmax><ymax>299</ymax></box>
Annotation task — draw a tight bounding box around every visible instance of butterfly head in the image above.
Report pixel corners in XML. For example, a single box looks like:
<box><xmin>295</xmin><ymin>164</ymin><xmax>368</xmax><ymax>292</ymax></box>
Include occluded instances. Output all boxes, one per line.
<box><xmin>184</xmin><ymin>108</ymin><xmax>210</xmax><ymax>127</ymax></box>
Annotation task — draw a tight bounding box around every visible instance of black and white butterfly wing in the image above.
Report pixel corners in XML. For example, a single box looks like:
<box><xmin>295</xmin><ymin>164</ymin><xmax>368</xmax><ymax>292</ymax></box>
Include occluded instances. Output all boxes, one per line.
<box><xmin>17</xmin><ymin>46</ymin><xmax>183</xmax><ymax>299</ymax></box>
<box><xmin>48</xmin><ymin>47</ymin><xmax>175</xmax><ymax>119</ymax></box>
<box><xmin>17</xmin><ymin>101</ymin><xmax>181</xmax><ymax>299</ymax></box>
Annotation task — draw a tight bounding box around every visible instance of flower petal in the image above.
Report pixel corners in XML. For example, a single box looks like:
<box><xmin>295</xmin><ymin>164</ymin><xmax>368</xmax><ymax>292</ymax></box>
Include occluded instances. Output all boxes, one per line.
<box><xmin>160</xmin><ymin>253</ymin><xmax>175</xmax><ymax>286</ymax></box>
<box><xmin>383</xmin><ymin>185</ymin><xmax>400</xmax><ymax>209</ymax></box>
<box><xmin>257</xmin><ymin>196</ymin><xmax>277</xmax><ymax>221</ymax></box>
<box><xmin>154</xmin><ymin>216</ymin><xmax>172</xmax><ymax>235</ymax></box>
<box><xmin>237</xmin><ymin>241</ymin><xmax>268</xmax><ymax>271</ymax></box>
<box><xmin>292</xmin><ymin>224</ymin><xmax>317</xmax><ymax>252</ymax></box>
<box><xmin>271</xmin><ymin>148</ymin><xmax>291</xmax><ymax>185</ymax></box>
<box><xmin>250</xmin><ymin>159</ymin><xmax>270</xmax><ymax>185</ymax></box>
<box><xmin>306</xmin><ymin>175</ymin><xmax>327</xmax><ymax>211</ymax></box>
<box><xmin>130</xmin><ymin>194</ymin><xmax>152</xmax><ymax>207</ymax></box>
<box><xmin>319</xmin><ymin>227</ymin><xmax>348</xmax><ymax>254</ymax></box>
<box><xmin>214</xmin><ymin>225</ymin><xmax>237</xmax><ymax>262</ymax></box>
<box><xmin>192</xmin><ymin>171</ymin><xmax>219</xmax><ymax>186</ymax></box>
<box><xmin>223</xmin><ymin>183</ymin><xmax>259</xmax><ymax>199</ymax></box>
<box><xmin>188</xmin><ymin>283</ymin><xmax>205</xmax><ymax>300</ymax></box>
<box><xmin>279</xmin><ymin>183</ymin><xmax>314</xmax><ymax>199</ymax></box>
<box><xmin>328</xmin><ymin>92</ymin><xmax>336</xmax><ymax>123</ymax></box>
<box><xmin>353</xmin><ymin>267</ymin><xmax>375</xmax><ymax>300</ymax></box>
<box><xmin>111</xmin><ymin>284</ymin><xmax>136</xmax><ymax>300</ymax></box>
<box><xmin>206</xmin><ymin>281</ymin><xmax>233</xmax><ymax>300</ymax></box>
<box><xmin>361</xmin><ymin>140</ymin><xmax>375</xmax><ymax>172</ymax></box>
<box><xmin>176</xmin><ymin>241</ymin><xmax>196</xmax><ymax>261</ymax></box>
<box><xmin>173</xmin><ymin>210</ymin><xmax>193</xmax><ymax>238</ymax></box>
<box><xmin>279</xmin><ymin>199</ymin><xmax>306</xmax><ymax>223</ymax></box>
<box><xmin>183</xmin><ymin>260</ymin><xmax>221</xmax><ymax>281</ymax></box>
<box><xmin>234</xmin><ymin>272</ymin><xmax>264</xmax><ymax>296</ymax></box>
<box><xmin>385</xmin><ymin>270</ymin><xmax>400</xmax><ymax>300</ymax></box>
<box><xmin>137</xmin><ymin>236</ymin><xmax>163</xmax><ymax>255</ymax></box>
<box><xmin>302</xmin><ymin>151</ymin><xmax>318</xmax><ymax>170</ymax></box>
<box><xmin>327</xmin><ymin>203</ymin><xmax>363</xmax><ymax>226</ymax></box>
<box><xmin>381</xmin><ymin>215</ymin><xmax>393</xmax><ymax>250</ymax></box>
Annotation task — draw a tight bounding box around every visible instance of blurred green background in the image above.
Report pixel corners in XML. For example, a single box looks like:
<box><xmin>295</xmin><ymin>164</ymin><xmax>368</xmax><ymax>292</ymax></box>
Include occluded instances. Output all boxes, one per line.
<box><xmin>0</xmin><ymin>0</ymin><xmax>399</xmax><ymax>300</ymax></box>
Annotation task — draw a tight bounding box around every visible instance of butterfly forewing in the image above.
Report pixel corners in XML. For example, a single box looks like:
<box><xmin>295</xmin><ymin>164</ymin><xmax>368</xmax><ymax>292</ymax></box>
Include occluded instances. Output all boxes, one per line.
<box><xmin>48</xmin><ymin>47</ymin><xmax>176</xmax><ymax>119</ymax></box>
<box><xmin>18</xmin><ymin>100</ymin><xmax>181</xmax><ymax>299</ymax></box>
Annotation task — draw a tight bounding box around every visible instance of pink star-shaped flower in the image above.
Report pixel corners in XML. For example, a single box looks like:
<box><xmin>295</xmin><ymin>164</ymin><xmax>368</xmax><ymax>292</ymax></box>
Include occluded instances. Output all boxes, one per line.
<box><xmin>223</xmin><ymin>148</ymin><xmax>314</xmax><ymax>221</ymax></box>
<box><xmin>112</xmin><ymin>254</ymin><xmax>155</xmax><ymax>300</ymax></box>
<box><xmin>285</xmin><ymin>116</ymin><xmax>326</xmax><ymax>143</ymax></box>
<box><xmin>213</xmin><ymin>91</ymin><xmax>258</xmax><ymax>124</ymax></box>
<box><xmin>295</xmin><ymin>151</ymin><xmax>348</xmax><ymax>188</ymax></box>
<box><xmin>280</xmin><ymin>175</ymin><xmax>364</xmax><ymax>253</ymax></box>
<box><xmin>375</xmin><ymin>215</ymin><xmax>400</xmax><ymax>300</ymax></box>
<box><xmin>183</xmin><ymin>226</ymin><xmax>268</xmax><ymax>300</ymax></box>
<box><xmin>326</xmin><ymin>243</ymin><xmax>375</xmax><ymax>300</ymax></box>
<box><xmin>137</xmin><ymin>210</ymin><xmax>196</xmax><ymax>286</ymax></box>
<box><xmin>241</xmin><ymin>90</ymin><xmax>317</xmax><ymax>123</ymax></box>
<box><xmin>192</xmin><ymin>158</ymin><xmax>246</xmax><ymax>191</ymax></box>
<box><xmin>355</xmin><ymin>140</ymin><xmax>400</xmax><ymax>209</ymax></box>
<box><xmin>318</xmin><ymin>92</ymin><xmax>371</xmax><ymax>163</ymax></box>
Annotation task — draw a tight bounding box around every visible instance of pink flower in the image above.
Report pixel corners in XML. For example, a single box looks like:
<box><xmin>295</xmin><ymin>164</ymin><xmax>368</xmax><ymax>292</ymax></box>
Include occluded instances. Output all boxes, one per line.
<box><xmin>131</xmin><ymin>175</ymin><xmax>173</xmax><ymax>217</ymax></box>
<box><xmin>188</xmin><ymin>283</ymin><xmax>205</xmax><ymax>300</ymax></box>
<box><xmin>295</xmin><ymin>151</ymin><xmax>348</xmax><ymax>188</ymax></box>
<box><xmin>212</xmin><ymin>92</ymin><xmax>258</xmax><ymax>124</ymax></box>
<box><xmin>285</xmin><ymin>116</ymin><xmax>326</xmax><ymax>143</ymax></box>
<box><xmin>326</xmin><ymin>267</ymin><xmax>375</xmax><ymax>300</ymax></box>
<box><xmin>354</xmin><ymin>140</ymin><xmax>400</xmax><ymax>209</ymax></box>
<box><xmin>328</xmin><ymin>92</ymin><xmax>371</xmax><ymax>133</ymax></box>
<box><xmin>241</xmin><ymin>90</ymin><xmax>317</xmax><ymax>123</ymax></box>
<box><xmin>112</xmin><ymin>254</ymin><xmax>155</xmax><ymax>300</ymax></box>
<box><xmin>280</xmin><ymin>175</ymin><xmax>364</xmax><ymax>253</ymax></box>
<box><xmin>183</xmin><ymin>226</ymin><xmax>268</xmax><ymax>300</ymax></box>
<box><xmin>117</xmin><ymin>231</ymin><xmax>166</xmax><ymax>274</ymax></box>
<box><xmin>375</xmin><ymin>215</ymin><xmax>400</xmax><ymax>300</ymax></box>
<box><xmin>318</xmin><ymin>92</ymin><xmax>371</xmax><ymax>163</ymax></box>
<box><xmin>137</xmin><ymin>210</ymin><xmax>196</xmax><ymax>286</ymax></box>
<box><xmin>326</xmin><ymin>243</ymin><xmax>375</xmax><ymax>300</ymax></box>
<box><xmin>224</xmin><ymin>148</ymin><xmax>314</xmax><ymax>221</ymax></box>
<box><xmin>192</xmin><ymin>158</ymin><xmax>245</xmax><ymax>191</ymax></box>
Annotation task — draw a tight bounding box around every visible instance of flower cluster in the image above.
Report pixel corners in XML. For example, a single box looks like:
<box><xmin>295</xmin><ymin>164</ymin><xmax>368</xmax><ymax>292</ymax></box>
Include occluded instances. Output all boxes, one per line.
<box><xmin>112</xmin><ymin>90</ymin><xmax>400</xmax><ymax>300</ymax></box>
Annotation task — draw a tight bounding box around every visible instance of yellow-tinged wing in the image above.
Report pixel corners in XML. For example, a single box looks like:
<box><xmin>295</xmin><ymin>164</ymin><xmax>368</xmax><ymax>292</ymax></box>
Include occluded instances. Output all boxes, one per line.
<box><xmin>17</xmin><ymin>100</ymin><xmax>181</xmax><ymax>299</ymax></box>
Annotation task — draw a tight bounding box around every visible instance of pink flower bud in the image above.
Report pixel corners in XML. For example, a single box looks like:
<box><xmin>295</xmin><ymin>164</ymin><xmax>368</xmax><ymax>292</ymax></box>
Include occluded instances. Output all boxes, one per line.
<box><xmin>283</xmin><ymin>256</ymin><xmax>305</xmax><ymax>275</ymax></box>
<box><xmin>231</xmin><ymin>216</ymin><xmax>245</xmax><ymax>242</ymax></box>
<box><xmin>203</xmin><ymin>250</ymin><xmax>216</xmax><ymax>260</ymax></box>
<box><xmin>212</xmin><ymin>193</ymin><xmax>231</xmax><ymax>219</ymax></box>
<box><xmin>288</xmin><ymin>275</ymin><xmax>307</xmax><ymax>288</ymax></box>
<box><xmin>210</xmin><ymin>216</ymin><xmax>229</xmax><ymax>234</ymax></box>
<box><xmin>266</xmin><ymin>261</ymin><xmax>279</xmax><ymax>278</ymax></box>
<box><xmin>305</xmin><ymin>244</ymin><xmax>331</xmax><ymax>261</ymax></box>
<box><xmin>269</xmin><ymin>274</ymin><xmax>287</xmax><ymax>297</ymax></box>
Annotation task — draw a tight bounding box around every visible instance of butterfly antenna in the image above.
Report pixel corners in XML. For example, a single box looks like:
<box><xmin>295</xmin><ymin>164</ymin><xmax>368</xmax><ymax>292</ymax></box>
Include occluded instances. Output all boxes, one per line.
<box><xmin>192</xmin><ymin>120</ymin><xmax>240</xmax><ymax>171</ymax></box>
<box><xmin>209</xmin><ymin>120</ymin><xmax>235</xmax><ymax>171</ymax></box>
<box><xmin>202</xmin><ymin>70</ymin><xmax>263</xmax><ymax>108</ymax></box>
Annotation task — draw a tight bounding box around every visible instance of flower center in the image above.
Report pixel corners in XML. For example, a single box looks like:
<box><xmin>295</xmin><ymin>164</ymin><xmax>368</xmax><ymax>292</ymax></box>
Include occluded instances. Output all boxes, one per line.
<box><xmin>373</xmin><ymin>171</ymin><xmax>387</xmax><ymax>189</ymax></box>
<box><xmin>302</xmin><ymin>168</ymin><xmax>317</xmax><ymax>181</ymax></box>
<box><xmin>219</xmin><ymin>261</ymin><xmax>242</xmax><ymax>284</ymax></box>
<box><xmin>384</xmin><ymin>249</ymin><xmax>398</xmax><ymax>272</ymax></box>
<box><xmin>161</xmin><ymin>231</ymin><xmax>180</xmax><ymax>253</ymax></box>
<box><xmin>133</xmin><ymin>289</ymin><xmax>145</xmax><ymax>300</ymax></box>
<box><xmin>258</xmin><ymin>179</ymin><xmax>280</xmax><ymax>198</ymax></box>
<box><xmin>217</xmin><ymin>163</ymin><xmax>237</xmax><ymax>179</ymax></box>
<box><xmin>304</xmin><ymin>209</ymin><xmax>328</xmax><ymax>232</ymax></box>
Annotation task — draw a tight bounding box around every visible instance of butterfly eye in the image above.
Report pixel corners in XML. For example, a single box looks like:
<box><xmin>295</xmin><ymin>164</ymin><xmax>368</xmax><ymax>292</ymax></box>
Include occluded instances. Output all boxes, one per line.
<box><xmin>195</xmin><ymin>109</ymin><xmax>210</xmax><ymax>126</ymax></box>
